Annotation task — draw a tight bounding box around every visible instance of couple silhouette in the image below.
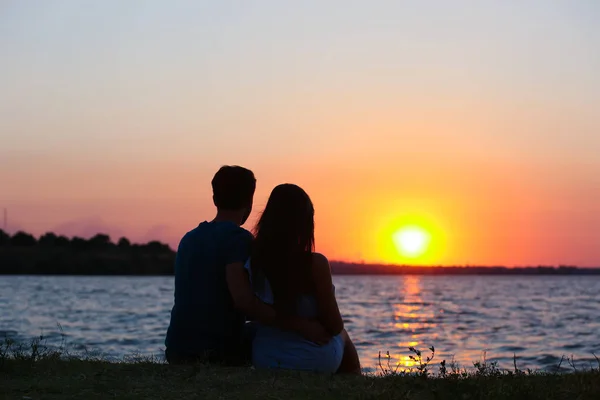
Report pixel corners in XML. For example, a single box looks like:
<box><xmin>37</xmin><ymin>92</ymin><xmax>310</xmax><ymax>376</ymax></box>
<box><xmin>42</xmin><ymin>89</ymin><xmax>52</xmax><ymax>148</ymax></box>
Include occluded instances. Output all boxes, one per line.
<box><xmin>165</xmin><ymin>166</ymin><xmax>360</xmax><ymax>374</ymax></box>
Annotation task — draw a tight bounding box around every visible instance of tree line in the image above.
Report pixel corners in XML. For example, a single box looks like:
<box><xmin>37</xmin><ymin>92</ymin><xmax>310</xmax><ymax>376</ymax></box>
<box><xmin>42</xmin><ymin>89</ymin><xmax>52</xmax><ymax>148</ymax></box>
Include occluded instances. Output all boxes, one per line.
<box><xmin>2</xmin><ymin>229</ymin><xmax>598</xmax><ymax>276</ymax></box>
<box><xmin>0</xmin><ymin>229</ymin><xmax>175</xmax><ymax>275</ymax></box>
<box><xmin>0</xmin><ymin>229</ymin><xmax>173</xmax><ymax>253</ymax></box>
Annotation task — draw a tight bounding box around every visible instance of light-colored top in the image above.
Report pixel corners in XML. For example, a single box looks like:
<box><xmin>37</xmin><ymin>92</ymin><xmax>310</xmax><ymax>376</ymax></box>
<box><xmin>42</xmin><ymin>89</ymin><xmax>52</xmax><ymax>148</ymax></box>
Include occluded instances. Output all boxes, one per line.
<box><xmin>244</xmin><ymin>259</ymin><xmax>344</xmax><ymax>373</ymax></box>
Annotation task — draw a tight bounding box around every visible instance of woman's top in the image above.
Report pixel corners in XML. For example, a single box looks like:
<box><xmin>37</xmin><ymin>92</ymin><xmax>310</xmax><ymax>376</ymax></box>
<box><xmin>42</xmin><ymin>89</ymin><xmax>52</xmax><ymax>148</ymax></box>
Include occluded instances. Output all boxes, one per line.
<box><xmin>244</xmin><ymin>259</ymin><xmax>344</xmax><ymax>373</ymax></box>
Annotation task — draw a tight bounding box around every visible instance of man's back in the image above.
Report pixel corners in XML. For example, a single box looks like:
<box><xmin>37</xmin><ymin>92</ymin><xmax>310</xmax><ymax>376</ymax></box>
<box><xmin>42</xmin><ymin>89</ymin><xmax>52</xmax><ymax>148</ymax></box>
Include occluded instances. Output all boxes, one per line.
<box><xmin>165</xmin><ymin>220</ymin><xmax>253</xmax><ymax>360</ymax></box>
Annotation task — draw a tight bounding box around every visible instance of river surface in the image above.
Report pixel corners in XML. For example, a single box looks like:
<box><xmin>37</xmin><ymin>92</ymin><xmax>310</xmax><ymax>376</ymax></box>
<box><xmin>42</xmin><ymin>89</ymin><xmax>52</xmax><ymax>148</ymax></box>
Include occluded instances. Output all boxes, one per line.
<box><xmin>1</xmin><ymin>275</ymin><xmax>599</xmax><ymax>373</ymax></box>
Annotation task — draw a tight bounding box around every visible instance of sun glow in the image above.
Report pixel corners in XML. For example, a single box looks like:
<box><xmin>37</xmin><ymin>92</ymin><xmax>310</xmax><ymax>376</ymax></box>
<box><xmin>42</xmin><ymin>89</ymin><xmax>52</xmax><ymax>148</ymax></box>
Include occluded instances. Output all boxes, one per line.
<box><xmin>393</xmin><ymin>226</ymin><xmax>431</xmax><ymax>258</ymax></box>
<box><xmin>374</xmin><ymin>210</ymin><xmax>446</xmax><ymax>265</ymax></box>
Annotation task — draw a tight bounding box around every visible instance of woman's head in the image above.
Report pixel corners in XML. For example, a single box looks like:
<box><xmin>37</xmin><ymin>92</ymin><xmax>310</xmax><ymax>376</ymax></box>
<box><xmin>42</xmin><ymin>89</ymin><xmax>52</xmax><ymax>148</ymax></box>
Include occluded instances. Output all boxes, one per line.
<box><xmin>252</xmin><ymin>184</ymin><xmax>315</xmax><ymax>311</ymax></box>
<box><xmin>254</xmin><ymin>184</ymin><xmax>315</xmax><ymax>253</ymax></box>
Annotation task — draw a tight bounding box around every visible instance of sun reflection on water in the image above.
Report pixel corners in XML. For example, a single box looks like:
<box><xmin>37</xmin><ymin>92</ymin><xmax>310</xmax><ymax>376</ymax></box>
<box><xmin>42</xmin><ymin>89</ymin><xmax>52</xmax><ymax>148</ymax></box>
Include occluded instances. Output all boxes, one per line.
<box><xmin>375</xmin><ymin>276</ymin><xmax>440</xmax><ymax>370</ymax></box>
<box><xmin>392</xmin><ymin>276</ymin><xmax>437</xmax><ymax>332</ymax></box>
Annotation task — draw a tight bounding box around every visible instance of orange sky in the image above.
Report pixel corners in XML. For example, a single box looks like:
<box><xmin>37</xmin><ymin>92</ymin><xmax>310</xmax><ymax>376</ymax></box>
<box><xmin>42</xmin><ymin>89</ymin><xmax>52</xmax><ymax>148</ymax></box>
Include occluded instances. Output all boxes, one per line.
<box><xmin>1</xmin><ymin>1</ymin><xmax>599</xmax><ymax>266</ymax></box>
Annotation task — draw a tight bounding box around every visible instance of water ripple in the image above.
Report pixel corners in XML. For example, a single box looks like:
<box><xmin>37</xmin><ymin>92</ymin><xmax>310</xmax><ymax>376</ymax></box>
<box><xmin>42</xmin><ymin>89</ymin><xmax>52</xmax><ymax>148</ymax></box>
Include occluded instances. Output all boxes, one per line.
<box><xmin>1</xmin><ymin>275</ymin><xmax>599</xmax><ymax>372</ymax></box>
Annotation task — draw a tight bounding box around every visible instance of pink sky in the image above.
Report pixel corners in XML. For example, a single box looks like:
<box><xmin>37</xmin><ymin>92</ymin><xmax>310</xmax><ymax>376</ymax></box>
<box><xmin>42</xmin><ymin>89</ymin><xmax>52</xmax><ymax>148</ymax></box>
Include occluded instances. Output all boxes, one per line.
<box><xmin>1</xmin><ymin>1</ymin><xmax>599</xmax><ymax>266</ymax></box>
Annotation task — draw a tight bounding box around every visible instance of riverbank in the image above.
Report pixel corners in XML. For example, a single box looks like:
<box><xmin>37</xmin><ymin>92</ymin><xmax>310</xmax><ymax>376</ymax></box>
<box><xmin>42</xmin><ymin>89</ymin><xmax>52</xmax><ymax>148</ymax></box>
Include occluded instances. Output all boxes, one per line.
<box><xmin>2</xmin><ymin>342</ymin><xmax>599</xmax><ymax>400</ymax></box>
<box><xmin>4</xmin><ymin>358</ymin><xmax>600</xmax><ymax>399</ymax></box>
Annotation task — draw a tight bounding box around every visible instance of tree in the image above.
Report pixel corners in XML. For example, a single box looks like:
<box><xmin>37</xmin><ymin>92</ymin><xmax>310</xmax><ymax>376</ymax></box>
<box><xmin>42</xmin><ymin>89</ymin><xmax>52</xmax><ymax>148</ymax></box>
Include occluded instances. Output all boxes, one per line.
<box><xmin>55</xmin><ymin>235</ymin><xmax>71</xmax><ymax>247</ymax></box>
<box><xmin>0</xmin><ymin>229</ymin><xmax>9</xmax><ymax>246</ymax></box>
<box><xmin>89</xmin><ymin>233</ymin><xmax>111</xmax><ymax>250</ymax></box>
<box><xmin>70</xmin><ymin>236</ymin><xmax>88</xmax><ymax>251</ymax></box>
<box><xmin>144</xmin><ymin>241</ymin><xmax>172</xmax><ymax>254</ymax></box>
<box><xmin>117</xmin><ymin>237</ymin><xmax>131</xmax><ymax>248</ymax></box>
<box><xmin>39</xmin><ymin>232</ymin><xmax>58</xmax><ymax>247</ymax></box>
<box><xmin>10</xmin><ymin>231</ymin><xmax>37</xmax><ymax>246</ymax></box>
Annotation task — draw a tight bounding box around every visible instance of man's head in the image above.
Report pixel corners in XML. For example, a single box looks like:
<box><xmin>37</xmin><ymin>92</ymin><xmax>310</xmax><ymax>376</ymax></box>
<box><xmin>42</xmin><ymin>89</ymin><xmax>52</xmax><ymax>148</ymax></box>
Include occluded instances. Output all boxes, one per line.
<box><xmin>212</xmin><ymin>166</ymin><xmax>256</xmax><ymax>225</ymax></box>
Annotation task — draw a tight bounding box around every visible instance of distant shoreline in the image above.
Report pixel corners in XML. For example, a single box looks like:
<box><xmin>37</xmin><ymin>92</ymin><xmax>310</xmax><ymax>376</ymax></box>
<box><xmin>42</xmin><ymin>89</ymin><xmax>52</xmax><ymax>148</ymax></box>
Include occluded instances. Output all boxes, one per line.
<box><xmin>2</xmin><ymin>262</ymin><xmax>600</xmax><ymax>276</ymax></box>
<box><xmin>329</xmin><ymin>263</ymin><xmax>600</xmax><ymax>275</ymax></box>
<box><xmin>1</xmin><ymin>229</ymin><xmax>599</xmax><ymax>276</ymax></box>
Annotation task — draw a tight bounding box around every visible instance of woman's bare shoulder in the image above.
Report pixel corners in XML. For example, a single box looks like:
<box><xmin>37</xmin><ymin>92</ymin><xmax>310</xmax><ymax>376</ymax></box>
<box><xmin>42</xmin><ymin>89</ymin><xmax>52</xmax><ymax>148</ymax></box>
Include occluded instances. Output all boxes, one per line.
<box><xmin>311</xmin><ymin>252</ymin><xmax>331</xmax><ymax>272</ymax></box>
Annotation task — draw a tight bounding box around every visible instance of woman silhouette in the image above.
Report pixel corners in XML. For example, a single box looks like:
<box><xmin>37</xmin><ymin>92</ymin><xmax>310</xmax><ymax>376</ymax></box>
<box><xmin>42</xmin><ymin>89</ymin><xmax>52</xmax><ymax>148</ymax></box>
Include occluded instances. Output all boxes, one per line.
<box><xmin>244</xmin><ymin>184</ymin><xmax>361</xmax><ymax>374</ymax></box>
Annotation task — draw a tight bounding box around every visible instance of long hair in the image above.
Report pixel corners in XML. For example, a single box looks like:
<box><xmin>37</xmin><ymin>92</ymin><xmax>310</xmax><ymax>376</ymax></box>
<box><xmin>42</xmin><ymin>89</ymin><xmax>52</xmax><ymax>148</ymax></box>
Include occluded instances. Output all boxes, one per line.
<box><xmin>251</xmin><ymin>184</ymin><xmax>315</xmax><ymax>314</ymax></box>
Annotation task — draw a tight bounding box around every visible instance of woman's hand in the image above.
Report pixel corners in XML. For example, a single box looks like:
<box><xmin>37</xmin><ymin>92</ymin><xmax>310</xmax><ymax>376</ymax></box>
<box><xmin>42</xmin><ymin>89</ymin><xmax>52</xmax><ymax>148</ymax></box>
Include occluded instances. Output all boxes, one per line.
<box><xmin>278</xmin><ymin>316</ymin><xmax>332</xmax><ymax>345</ymax></box>
<box><xmin>297</xmin><ymin>318</ymin><xmax>332</xmax><ymax>345</ymax></box>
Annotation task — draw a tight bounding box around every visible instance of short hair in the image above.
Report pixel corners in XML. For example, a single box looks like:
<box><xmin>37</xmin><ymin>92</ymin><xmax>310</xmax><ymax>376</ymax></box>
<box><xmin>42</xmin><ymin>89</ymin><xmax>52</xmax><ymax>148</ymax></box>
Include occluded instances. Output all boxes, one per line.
<box><xmin>211</xmin><ymin>166</ymin><xmax>256</xmax><ymax>210</ymax></box>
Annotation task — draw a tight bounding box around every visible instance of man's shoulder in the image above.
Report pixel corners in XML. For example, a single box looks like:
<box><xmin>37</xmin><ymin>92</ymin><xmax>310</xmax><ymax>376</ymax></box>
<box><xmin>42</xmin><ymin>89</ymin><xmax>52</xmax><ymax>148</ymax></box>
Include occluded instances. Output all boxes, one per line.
<box><xmin>230</xmin><ymin>225</ymin><xmax>253</xmax><ymax>241</ymax></box>
<box><xmin>179</xmin><ymin>224</ymin><xmax>201</xmax><ymax>239</ymax></box>
<box><xmin>177</xmin><ymin>223</ymin><xmax>209</xmax><ymax>250</ymax></box>
<box><xmin>178</xmin><ymin>222</ymin><xmax>252</xmax><ymax>248</ymax></box>
<box><xmin>215</xmin><ymin>221</ymin><xmax>253</xmax><ymax>242</ymax></box>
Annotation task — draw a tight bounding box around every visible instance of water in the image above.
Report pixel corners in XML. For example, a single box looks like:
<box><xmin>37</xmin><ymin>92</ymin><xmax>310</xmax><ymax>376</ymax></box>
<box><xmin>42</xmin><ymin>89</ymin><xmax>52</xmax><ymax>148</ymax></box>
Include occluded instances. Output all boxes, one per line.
<box><xmin>1</xmin><ymin>275</ymin><xmax>599</xmax><ymax>373</ymax></box>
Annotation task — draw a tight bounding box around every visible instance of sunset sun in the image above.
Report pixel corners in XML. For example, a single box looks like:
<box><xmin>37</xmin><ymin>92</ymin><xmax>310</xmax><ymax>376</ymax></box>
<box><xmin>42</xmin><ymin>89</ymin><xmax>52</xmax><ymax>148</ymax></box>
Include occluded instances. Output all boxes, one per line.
<box><xmin>393</xmin><ymin>226</ymin><xmax>431</xmax><ymax>259</ymax></box>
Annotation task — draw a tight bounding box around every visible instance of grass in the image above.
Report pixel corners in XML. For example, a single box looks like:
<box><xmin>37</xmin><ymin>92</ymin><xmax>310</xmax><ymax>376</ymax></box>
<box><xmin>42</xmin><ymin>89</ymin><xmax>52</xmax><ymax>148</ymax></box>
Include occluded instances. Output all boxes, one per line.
<box><xmin>1</xmin><ymin>338</ymin><xmax>600</xmax><ymax>399</ymax></box>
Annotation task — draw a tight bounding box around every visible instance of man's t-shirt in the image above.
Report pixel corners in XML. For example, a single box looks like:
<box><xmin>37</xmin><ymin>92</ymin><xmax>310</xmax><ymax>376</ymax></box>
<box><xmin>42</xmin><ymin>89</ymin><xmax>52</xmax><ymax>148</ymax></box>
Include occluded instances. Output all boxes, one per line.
<box><xmin>165</xmin><ymin>221</ymin><xmax>253</xmax><ymax>357</ymax></box>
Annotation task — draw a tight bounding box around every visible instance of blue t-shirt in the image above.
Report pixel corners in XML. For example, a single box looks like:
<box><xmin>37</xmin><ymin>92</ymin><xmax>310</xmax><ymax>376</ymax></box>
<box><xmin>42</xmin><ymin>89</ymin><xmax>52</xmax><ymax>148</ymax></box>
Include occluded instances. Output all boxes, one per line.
<box><xmin>165</xmin><ymin>221</ymin><xmax>253</xmax><ymax>356</ymax></box>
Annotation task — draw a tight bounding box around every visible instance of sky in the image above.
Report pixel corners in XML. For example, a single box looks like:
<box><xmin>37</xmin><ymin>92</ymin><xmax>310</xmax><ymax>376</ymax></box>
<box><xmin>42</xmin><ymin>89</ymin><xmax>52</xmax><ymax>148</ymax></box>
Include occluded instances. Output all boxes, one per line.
<box><xmin>1</xmin><ymin>0</ymin><xmax>599</xmax><ymax>266</ymax></box>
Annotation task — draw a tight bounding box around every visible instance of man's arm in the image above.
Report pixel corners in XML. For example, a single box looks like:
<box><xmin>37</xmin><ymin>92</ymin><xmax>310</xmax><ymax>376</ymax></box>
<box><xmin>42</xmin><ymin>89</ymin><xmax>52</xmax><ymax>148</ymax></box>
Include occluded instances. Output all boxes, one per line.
<box><xmin>225</xmin><ymin>262</ymin><xmax>331</xmax><ymax>344</ymax></box>
<box><xmin>223</xmin><ymin>230</ymin><xmax>277</xmax><ymax>324</ymax></box>
<box><xmin>225</xmin><ymin>262</ymin><xmax>276</xmax><ymax>324</ymax></box>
